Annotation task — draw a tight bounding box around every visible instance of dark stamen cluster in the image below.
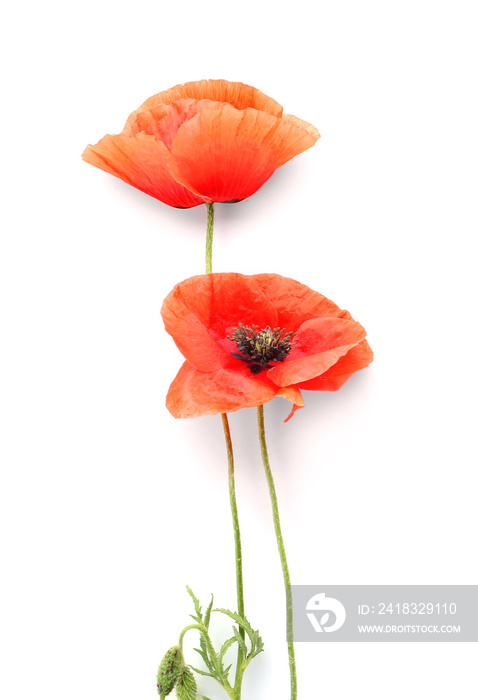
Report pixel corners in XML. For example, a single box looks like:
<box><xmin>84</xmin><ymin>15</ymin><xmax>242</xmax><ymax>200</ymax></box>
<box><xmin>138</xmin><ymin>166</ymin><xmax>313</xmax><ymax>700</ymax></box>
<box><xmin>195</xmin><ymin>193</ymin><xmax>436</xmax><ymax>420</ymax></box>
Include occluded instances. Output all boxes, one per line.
<box><xmin>228</xmin><ymin>323</ymin><xmax>296</xmax><ymax>375</ymax></box>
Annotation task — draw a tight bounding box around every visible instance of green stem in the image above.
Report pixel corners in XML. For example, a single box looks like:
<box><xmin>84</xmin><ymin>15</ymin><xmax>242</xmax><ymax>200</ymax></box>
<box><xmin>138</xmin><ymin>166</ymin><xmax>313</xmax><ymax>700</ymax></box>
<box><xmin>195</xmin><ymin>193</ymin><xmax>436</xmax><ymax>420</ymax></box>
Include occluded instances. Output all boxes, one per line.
<box><xmin>205</xmin><ymin>202</ymin><xmax>214</xmax><ymax>274</ymax></box>
<box><xmin>204</xmin><ymin>202</ymin><xmax>245</xmax><ymax>696</ymax></box>
<box><xmin>178</xmin><ymin>623</ymin><xmax>204</xmax><ymax>651</ymax></box>
<box><xmin>222</xmin><ymin>413</ymin><xmax>245</xmax><ymax>693</ymax></box>
<box><xmin>257</xmin><ymin>404</ymin><xmax>297</xmax><ymax>700</ymax></box>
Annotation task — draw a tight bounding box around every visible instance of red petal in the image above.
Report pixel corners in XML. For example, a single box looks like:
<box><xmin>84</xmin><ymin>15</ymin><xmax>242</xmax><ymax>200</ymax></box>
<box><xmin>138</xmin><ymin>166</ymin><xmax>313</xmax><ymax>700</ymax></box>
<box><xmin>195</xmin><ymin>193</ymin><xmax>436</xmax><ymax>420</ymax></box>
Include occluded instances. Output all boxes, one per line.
<box><xmin>128</xmin><ymin>99</ymin><xmax>221</xmax><ymax>148</ymax></box>
<box><xmin>161</xmin><ymin>277</ymin><xmax>231</xmax><ymax>373</ymax></box>
<box><xmin>123</xmin><ymin>79</ymin><xmax>284</xmax><ymax>134</ymax></box>
<box><xmin>267</xmin><ymin>318</ymin><xmax>366</xmax><ymax>387</ymax></box>
<box><xmin>276</xmin><ymin>386</ymin><xmax>304</xmax><ymax>422</ymax></box>
<box><xmin>168</xmin><ymin>105</ymin><xmax>319</xmax><ymax>202</ymax></box>
<box><xmin>166</xmin><ymin>362</ymin><xmax>278</xmax><ymax>418</ymax></box>
<box><xmin>291</xmin><ymin>317</ymin><xmax>367</xmax><ymax>358</ymax></box>
<box><xmin>161</xmin><ymin>273</ymin><xmax>279</xmax><ymax>371</ymax></box>
<box><xmin>82</xmin><ymin>133</ymin><xmax>206</xmax><ymax>208</ymax></box>
<box><xmin>253</xmin><ymin>274</ymin><xmax>353</xmax><ymax>330</ymax></box>
<box><xmin>296</xmin><ymin>340</ymin><xmax>374</xmax><ymax>391</ymax></box>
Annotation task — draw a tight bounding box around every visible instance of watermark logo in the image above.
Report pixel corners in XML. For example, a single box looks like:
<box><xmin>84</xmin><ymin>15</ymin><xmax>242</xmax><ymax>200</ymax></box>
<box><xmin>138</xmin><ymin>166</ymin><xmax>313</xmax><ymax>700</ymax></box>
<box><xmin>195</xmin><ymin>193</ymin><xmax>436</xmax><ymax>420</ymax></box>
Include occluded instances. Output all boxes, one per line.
<box><xmin>293</xmin><ymin>586</ymin><xmax>478</xmax><ymax>642</ymax></box>
<box><xmin>306</xmin><ymin>592</ymin><xmax>347</xmax><ymax>633</ymax></box>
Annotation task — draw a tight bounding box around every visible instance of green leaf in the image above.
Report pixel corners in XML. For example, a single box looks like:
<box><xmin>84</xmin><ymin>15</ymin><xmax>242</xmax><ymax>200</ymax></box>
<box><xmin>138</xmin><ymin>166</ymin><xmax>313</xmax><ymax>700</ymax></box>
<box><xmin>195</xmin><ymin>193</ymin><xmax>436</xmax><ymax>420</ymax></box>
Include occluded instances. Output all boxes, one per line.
<box><xmin>204</xmin><ymin>594</ymin><xmax>214</xmax><ymax>630</ymax></box>
<box><xmin>250</xmin><ymin>630</ymin><xmax>264</xmax><ymax>658</ymax></box>
<box><xmin>231</xmin><ymin>625</ymin><xmax>248</xmax><ymax>659</ymax></box>
<box><xmin>186</xmin><ymin>586</ymin><xmax>202</xmax><ymax>621</ymax></box>
<box><xmin>192</xmin><ymin>645</ymin><xmax>213</xmax><ymax>674</ymax></box>
<box><xmin>213</xmin><ymin>608</ymin><xmax>263</xmax><ymax>658</ymax></box>
<box><xmin>199</xmin><ymin>636</ymin><xmax>215</xmax><ymax>672</ymax></box>
<box><xmin>188</xmin><ymin>664</ymin><xmax>214</xmax><ymax>679</ymax></box>
<box><xmin>219</xmin><ymin>635</ymin><xmax>237</xmax><ymax>662</ymax></box>
<box><xmin>213</xmin><ymin>609</ymin><xmax>253</xmax><ymax>638</ymax></box>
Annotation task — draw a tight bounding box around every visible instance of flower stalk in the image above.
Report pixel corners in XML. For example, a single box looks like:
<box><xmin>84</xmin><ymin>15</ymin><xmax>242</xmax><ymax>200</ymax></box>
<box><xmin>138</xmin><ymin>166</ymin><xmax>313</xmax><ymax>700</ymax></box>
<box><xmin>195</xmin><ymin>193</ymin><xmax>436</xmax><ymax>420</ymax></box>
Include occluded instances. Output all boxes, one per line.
<box><xmin>221</xmin><ymin>412</ymin><xmax>245</xmax><ymax>692</ymax></box>
<box><xmin>257</xmin><ymin>404</ymin><xmax>297</xmax><ymax>700</ymax></box>
<box><xmin>205</xmin><ymin>202</ymin><xmax>246</xmax><ymax>696</ymax></box>
<box><xmin>205</xmin><ymin>202</ymin><xmax>214</xmax><ymax>275</ymax></box>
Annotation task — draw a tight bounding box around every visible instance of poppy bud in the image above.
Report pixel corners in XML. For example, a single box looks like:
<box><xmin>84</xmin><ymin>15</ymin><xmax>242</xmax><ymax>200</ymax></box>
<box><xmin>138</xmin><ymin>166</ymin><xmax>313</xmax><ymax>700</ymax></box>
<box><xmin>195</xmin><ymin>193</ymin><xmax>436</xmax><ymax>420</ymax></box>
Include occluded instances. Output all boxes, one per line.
<box><xmin>175</xmin><ymin>666</ymin><xmax>198</xmax><ymax>700</ymax></box>
<box><xmin>156</xmin><ymin>645</ymin><xmax>183</xmax><ymax>696</ymax></box>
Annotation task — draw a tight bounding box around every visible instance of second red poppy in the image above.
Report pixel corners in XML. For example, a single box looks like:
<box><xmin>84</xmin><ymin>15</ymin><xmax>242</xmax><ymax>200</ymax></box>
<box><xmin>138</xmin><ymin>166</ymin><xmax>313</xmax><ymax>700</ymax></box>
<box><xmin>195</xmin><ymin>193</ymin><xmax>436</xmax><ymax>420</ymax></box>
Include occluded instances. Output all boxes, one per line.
<box><xmin>161</xmin><ymin>273</ymin><xmax>373</xmax><ymax>420</ymax></box>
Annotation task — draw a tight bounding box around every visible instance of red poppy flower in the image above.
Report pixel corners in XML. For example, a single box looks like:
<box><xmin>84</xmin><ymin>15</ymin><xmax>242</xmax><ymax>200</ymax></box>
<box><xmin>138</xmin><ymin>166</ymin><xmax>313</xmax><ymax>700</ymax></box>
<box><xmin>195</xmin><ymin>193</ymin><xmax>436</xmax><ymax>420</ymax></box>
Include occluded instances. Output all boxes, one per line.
<box><xmin>161</xmin><ymin>273</ymin><xmax>373</xmax><ymax>420</ymax></box>
<box><xmin>82</xmin><ymin>80</ymin><xmax>319</xmax><ymax>208</ymax></box>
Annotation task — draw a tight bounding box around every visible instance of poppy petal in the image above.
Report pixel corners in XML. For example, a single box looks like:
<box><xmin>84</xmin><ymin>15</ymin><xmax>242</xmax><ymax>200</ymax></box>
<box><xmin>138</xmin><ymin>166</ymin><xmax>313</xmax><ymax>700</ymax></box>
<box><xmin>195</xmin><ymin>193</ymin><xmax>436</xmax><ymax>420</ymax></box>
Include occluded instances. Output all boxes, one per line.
<box><xmin>296</xmin><ymin>340</ymin><xmax>374</xmax><ymax>392</ymax></box>
<box><xmin>284</xmin><ymin>404</ymin><xmax>302</xmax><ymax>422</ymax></box>
<box><xmin>253</xmin><ymin>273</ymin><xmax>353</xmax><ymax>330</ymax></box>
<box><xmin>261</xmin><ymin>113</ymin><xmax>321</xmax><ymax>169</ymax></box>
<box><xmin>123</xmin><ymin>79</ymin><xmax>284</xmax><ymax>134</ymax></box>
<box><xmin>267</xmin><ymin>318</ymin><xmax>366</xmax><ymax>387</ymax></box>
<box><xmin>291</xmin><ymin>317</ymin><xmax>367</xmax><ymax>359</ymax></box>
<box><xmin>168</xmin><ymin>105</ymin><xmax>320</xmax><ymax>202</ymax></box>
<box><xmin>82</xmin><ymin>133</ymin><xmax>206</xmax><ymax>208</ymax></box>
<box><xmin>166</xmin><ymin>361</ymin><xmax>278</xmax><ymax>418</ymax></box>
<box><xmin>128</xmin><ymin>99</ymin><xmax>222</xmax><ymax>149</ymax></box>
<box><xmin>161</xmin><ymin>273</ymin><xmax>279</xmax><ymax>371</ymax></box>
<box><xmin>276</xmin><ymin>386</ymin><xmax>304</xmax><ymax>422</ymax></box>
<box><xmin>161</xmin><ymin>278</ymin><xmax>231</xmax><ymax>373</ymax></box>
<box><xmin>281</xmin><ymin>113</ymin><xmax>322</xmax><ymax>140</ymax></box>
<box><xmin>268</xmin><ymin>343</ymin><xmax>359</xmax><ymax>387</ymax></box>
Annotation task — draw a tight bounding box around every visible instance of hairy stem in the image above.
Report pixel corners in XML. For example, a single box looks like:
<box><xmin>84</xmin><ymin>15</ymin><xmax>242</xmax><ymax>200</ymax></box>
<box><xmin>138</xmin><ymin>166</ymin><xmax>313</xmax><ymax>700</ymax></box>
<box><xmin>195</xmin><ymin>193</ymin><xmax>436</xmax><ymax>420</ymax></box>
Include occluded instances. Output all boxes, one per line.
<box><xmin>205</xmin><ymin>202</ymin><xmax>214</xmax><ymax>274</ymax></box>
<box><xmin>257</xmin><ymin>404</ymin><xmax>297</xmax><ymax>700</ymax></box>
<box><xmin>222</xmin><ymin>413</ymin><xmax>245</xmax><ymax>693</ymax></box>
<box><xmin>205</xmin><ymin>202</ymin><xmax>245</xmax><ymax>696</ymax></box>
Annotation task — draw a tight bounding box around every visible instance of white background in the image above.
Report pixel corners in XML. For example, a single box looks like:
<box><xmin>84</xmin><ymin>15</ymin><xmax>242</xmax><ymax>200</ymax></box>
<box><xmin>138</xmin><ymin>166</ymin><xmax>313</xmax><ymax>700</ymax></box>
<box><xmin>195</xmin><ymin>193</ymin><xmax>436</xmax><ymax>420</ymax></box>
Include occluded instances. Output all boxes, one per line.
<box><xmin>1</xmin><ymin>1</ymin><xmax>477</xmax><ymax>699</ymax></box>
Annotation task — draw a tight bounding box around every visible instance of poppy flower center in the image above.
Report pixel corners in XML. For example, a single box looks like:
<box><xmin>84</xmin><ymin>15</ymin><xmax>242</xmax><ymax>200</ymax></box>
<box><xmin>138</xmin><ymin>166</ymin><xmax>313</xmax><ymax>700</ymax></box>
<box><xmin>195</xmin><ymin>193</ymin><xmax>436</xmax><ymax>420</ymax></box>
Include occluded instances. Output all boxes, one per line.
<box><xmin>228</xmin><ymin>323</ymin><xmax>296</xmax><ymax>375</ymax></box>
